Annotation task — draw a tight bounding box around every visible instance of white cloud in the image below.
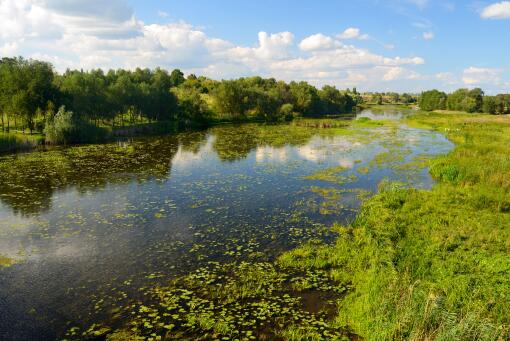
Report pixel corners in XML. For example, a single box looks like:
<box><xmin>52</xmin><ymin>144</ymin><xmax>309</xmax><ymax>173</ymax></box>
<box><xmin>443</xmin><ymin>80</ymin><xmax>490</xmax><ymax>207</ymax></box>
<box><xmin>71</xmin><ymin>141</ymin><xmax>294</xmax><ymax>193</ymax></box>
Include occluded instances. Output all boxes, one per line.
<box><xmin>337</xmin><ymin>27</ymin><xmax>369</xmax><ymax>40</ymax></box>
<box><xmin>481</xmin><ymin>1</ymin><xmax>510</xmax><ymax>19</ymax></box>
<box><xmin>462</xmin><ymin>67</ymin><xmax>503</xmax><ymax>86</ymax></box>
<box><xmin>158</xmin><ymin>10</ymin><xmax>169</xmax><ymax>18</ymax></box>
<box><xmin>0</xmin><ymin>42</ymin><xmax>19</xmax><ymax>55</ymax></box>
<box><xmin>383</xmin><ymin>67</ymin><xmax>406</xmax><ymax>81</ymax></box>
<box><xmin>382</xmin><ymin>66</ymin><xmax>421</xmax><ymax>81</ymax></box>
<box><xmin>423</xmin><ymin>31</ymin><xmax>434</xmax><ymax>40</ymax></box>
<box><xmin>299</xmin><ymin>34</ymin><xmax>335</xmax><ymax>51</ymax></box>
<box><xmin>436</xmin><ymin>72</ymin><xmax>457</xmax><ymax>85</ymax></box>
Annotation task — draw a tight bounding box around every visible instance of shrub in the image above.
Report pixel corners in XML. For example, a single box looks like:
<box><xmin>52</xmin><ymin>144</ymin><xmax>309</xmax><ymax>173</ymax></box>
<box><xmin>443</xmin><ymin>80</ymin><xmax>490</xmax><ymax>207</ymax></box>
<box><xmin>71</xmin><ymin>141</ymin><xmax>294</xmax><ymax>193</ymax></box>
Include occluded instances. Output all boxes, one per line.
<box><xmin>44</xmin><ymin>106</ymin><xmax>107</xmax><ymax>144</ymax></box>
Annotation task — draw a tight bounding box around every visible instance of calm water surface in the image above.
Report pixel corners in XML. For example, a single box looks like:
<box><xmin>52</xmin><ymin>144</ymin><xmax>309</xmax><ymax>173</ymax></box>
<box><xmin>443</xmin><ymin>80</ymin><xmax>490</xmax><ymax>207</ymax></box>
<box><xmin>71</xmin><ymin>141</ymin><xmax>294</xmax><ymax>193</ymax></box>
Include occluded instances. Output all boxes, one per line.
<box><xmin>0</xmin><ymin>115</ymin><xmax>452</xmax><ymax>340</ymax></box>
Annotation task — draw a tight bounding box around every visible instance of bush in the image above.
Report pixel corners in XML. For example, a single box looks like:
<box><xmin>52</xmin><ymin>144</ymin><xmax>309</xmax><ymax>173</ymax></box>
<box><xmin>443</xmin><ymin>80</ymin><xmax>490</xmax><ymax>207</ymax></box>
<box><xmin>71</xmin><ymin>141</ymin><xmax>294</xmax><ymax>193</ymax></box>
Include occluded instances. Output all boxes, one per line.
<box><xmin>279</xmin><ymin>103</ymin><xmax>296</xmax><ymax>121</ymax></box>
<box><xmin>44</xmin><ymin>106</ymin><xmax>107</xmax><ymax>144</ymax></box>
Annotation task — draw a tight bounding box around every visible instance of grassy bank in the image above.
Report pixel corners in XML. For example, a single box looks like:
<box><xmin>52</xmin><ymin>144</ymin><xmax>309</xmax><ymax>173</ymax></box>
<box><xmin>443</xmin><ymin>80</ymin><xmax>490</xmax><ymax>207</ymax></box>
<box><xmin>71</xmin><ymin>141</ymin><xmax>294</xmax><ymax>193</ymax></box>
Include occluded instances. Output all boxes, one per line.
<box><xmin>280</xmin><ymin>111</ymin><xmax>510</xmax><ymax>339</ymax></box>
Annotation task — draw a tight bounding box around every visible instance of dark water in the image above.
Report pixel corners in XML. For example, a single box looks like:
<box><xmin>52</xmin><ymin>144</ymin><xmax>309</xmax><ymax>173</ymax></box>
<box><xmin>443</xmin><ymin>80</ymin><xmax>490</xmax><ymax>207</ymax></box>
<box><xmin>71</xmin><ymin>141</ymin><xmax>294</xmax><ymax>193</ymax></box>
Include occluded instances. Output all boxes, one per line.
<box><xmin>0</xmin><ymin>120</ymin><xmax>452</xmax><ymax>340</ymax></box>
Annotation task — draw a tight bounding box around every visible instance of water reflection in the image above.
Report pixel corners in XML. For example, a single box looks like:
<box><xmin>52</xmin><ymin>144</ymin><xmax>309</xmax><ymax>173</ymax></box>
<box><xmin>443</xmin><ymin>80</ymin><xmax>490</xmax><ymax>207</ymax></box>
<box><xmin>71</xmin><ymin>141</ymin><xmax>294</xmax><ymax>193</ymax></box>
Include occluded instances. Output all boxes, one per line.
<box><xmin>356</xmin><ymin>106</ymin><xmax>414</xmax><ymax>120</ymax></box>
<box><xmin>0</xmin><ymin>121</ymin><xmax>453</xmax><ymax>340</ymax></box>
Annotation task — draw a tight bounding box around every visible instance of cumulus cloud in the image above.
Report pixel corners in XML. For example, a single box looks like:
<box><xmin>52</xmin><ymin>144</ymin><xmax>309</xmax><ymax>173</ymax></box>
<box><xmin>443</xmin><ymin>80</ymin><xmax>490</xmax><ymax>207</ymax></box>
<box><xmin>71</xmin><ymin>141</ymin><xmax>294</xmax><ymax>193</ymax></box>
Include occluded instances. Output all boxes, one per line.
<box><xmin>481</xmin><ymin>1</ymin><xmax>510</xmax><ymax>19</ymax></box>
<box><xmin>299</xmin><ymin>34</ymin><xmax>335</xmax><ymax>51</ymax></box>
<box><xmin>337</xmin><ymin>28</ymin><xmax>369</xmax><ymax>40</ymax></box>
<box><xmin>423</xmin><ymin>31</ymin><xmax>434</xmax><ymax>40</ymax></box>
<box><xmin>229</xmin><ymin>31</ymin><xmax>294</xmax><ymax>61</ymax></box>
<box><xmin>462</xmin><ymin>67</ymin><xmax>503</xmax><ymax>86</ymax></box>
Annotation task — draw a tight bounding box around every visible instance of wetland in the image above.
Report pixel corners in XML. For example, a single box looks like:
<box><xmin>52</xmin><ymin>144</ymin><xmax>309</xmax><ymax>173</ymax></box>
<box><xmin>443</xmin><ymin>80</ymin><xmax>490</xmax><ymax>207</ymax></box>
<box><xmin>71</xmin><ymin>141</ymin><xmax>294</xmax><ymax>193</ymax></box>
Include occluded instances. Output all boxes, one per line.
<box><xmin>3</xmin><ymin>107</ymin><xmax>500</xmax><ymax>340</ymax></box>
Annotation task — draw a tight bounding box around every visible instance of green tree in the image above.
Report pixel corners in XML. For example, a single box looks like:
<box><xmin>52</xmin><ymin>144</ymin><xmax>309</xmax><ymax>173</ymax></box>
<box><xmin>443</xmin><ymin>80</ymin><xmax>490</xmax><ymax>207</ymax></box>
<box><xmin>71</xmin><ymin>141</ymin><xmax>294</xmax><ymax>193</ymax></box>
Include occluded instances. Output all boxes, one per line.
<box><xmin>289</xmin><ymin>81</ymin><xmax>321</xmax><ymax>116</ymax></box>
<box><xmin>172</xmin><ymin>87</ymin><xmax>210</xmax><ymax>124</ymax></box>
<box><xmin>419</xmin><ymin>90</ymin><xmax>447</xmax><ymax>111</ymax></box>
<box><xmin>170</xmin><ymin>69</ymin><xmax>185</xmax><ymax>87</ymax></box>
<box><xmin>446</xmin><ymin>88</ymin><xmax>484</xmax><ymax>113</ymax></box>
<box><xmin>482</xmin><ymin>96</ymin><xmax>497</xmax><ymax>114</ymax></box>
<box><xmin>212</xmin><ymin>80</ymin><xmax>248</xmax><ymax>120</ymax></box>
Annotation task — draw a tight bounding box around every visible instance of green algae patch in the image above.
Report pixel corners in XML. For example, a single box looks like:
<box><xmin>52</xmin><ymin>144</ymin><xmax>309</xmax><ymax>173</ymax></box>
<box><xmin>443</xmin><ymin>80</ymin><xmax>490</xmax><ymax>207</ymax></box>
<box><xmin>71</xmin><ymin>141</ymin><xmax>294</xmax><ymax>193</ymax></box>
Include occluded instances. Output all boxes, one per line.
<box><xmin>303</xmin><ymin>166</ymin><xmax>357</xmax><ymax>185</ymax></box>
<box><xmin>357</xmin><ymin>167</ymin><xmax>370</xmax><ymax>174</ymax></box>
<box><xmin>70</xmin><ymin>261</ymin><xmax>350</xmax><ymax>340</ymax></box>
<box><xmin>0</xmin><ymin>255</ymin><xmax>15</xmax><ymax>268</ymax></box>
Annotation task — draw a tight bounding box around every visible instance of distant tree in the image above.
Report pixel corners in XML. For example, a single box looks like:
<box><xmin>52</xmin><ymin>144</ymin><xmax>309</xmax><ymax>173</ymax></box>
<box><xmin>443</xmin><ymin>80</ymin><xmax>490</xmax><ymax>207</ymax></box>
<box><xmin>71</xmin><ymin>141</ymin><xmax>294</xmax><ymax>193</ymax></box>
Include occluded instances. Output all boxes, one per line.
<box><xmin>494</xmin><ymin>94</ymin><xmax>510</xmax><ymax>115</ymax></box>
<box><xmin>447</xmin><ymin>88</ymin><xmax>484</xmax><ymax>113</ymax></box>
<box><xmin>419</xmin><ymin>90</ymin><xmax>447</xmax><ymax>111</ymax></box>
<box><xmin>400</xmin><ymin>93</ymin><xmax>416</xmax><ymax>104</ymax></box>
<box><xmin>289</xmin><ymin>81</ymin><xmax>321</xmax><ymax>116</ymax></box>
<box><xmin>388</xmin><ymin>92</ymin><xmax>400</xmax><ymax>103</ymax></box>
<box><xmin>319</xmin><ymin>85</ymin><xmax>349</xmax><ymax>114</ymax></box>
<box><xmin>172</xmin><ymin>87</ymin><xmax>210</xmax><ymax>124</ymax></box>
<box><xmin>212</xmin><ymin>80</ymin><xmax>248</xmax><ymax>120</ymax></box>
<box><xmin>483</xmin><ymin>96</ymin><xmax>497</xmax><ymax>114</ymax></box>
<box><xmin>44</xmin><ymin>106</ymin><xmax>106</xmax><ymax>144</ymax></box>
<box><xmin>170</xmin><ymin>69</ymin><xmax>185</xmax><ymax>87</ymax></box>
<box><xmin>251</xmin><ymin>89</ymin><xmax>280</xmax><ymax>121</ymax></box>
<box><xmin>0</xmin><ymin>57</ymin><xmax>56</xmax><ymax>133</ymax></box>
<box><xmin>279</xmin><ymin>103</ymin><xmax>295</xmax><ymax>121</ymax></box>
<box><xmin>374</xmin><ymin>94</ymin><xmax>383</xmax><ymax>105</ymax></box>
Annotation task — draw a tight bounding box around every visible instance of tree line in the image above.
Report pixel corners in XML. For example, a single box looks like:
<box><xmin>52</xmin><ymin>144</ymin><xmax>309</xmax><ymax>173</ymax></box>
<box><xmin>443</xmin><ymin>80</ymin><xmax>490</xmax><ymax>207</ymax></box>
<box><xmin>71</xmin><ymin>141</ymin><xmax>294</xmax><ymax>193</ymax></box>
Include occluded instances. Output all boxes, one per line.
<box><xmin>362</xmin><ymin>92</ymin><xmax>418</xmax><ymax>105</ymax></box>
<box><xmin>419</xmin><ymin>88</ymin><xmax>510</xmax><ymax>114</ymax></box>
<box><xmin>0</xmin><ymin>57</ymin><xmax>360</xmax><ymax>143</ymax></box>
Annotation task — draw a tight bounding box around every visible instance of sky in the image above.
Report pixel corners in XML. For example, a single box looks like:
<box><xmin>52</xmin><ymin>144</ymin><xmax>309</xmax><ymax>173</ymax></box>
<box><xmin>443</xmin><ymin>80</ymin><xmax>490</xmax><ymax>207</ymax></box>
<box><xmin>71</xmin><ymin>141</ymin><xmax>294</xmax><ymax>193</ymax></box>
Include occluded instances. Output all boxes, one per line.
<box><xmin>1</xmin><ymin>0</ymin><xmax>510</xmax><ymax>93</ymax></box>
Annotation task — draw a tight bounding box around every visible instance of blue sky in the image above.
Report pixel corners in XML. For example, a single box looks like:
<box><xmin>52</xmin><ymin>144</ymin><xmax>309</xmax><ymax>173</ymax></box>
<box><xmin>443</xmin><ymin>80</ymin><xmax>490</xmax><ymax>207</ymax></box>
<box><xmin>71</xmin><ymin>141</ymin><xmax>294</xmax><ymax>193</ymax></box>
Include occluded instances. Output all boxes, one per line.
<box><xmin>1</xmin><ymin>0</ymin><xmax>510</xmax><ymax>93</ymax></box>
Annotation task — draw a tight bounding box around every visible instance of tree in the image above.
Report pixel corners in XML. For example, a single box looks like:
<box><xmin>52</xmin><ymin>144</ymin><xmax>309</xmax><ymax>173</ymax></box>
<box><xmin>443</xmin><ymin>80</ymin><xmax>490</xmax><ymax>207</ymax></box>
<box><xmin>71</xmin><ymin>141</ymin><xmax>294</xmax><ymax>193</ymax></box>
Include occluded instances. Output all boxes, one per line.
<box><xmin>212</xmin><ymin>80</ymin><xmax>248</xmax><ymax>120</ymax></box>
<box><xmin>419</xmin><ymin>90</ymin><xmax>447</xmax><ymax>111</ymax></box>
<box><xmin>170</xmin><ymin>69</ymin><xmax>185</xmax><ymax>87</ymax></box>
<box><xmin>0</xmin><ymin>58</ymin><xmax>56</xmax><ymax>134</ymax></box>
<box><xmin>400</xmin><ymin>93</ymin><xmax>416</xmax><ymax>104</ymax></box>
<box><xmin>446</xmin><ymin>88</ymin><xmax>484</xmax><ymax>113</ymax></box>
<box><xmin>319</xmin><ymin>85</ymin><xmax>349</xmax><ymax>115</ymax></box>
<box><xmin>251</xmin><ymin>89</ymin><xmax>280</xmax><ymax>121</ymax></box>
<box><xmin>279</xmin><ymin>103</ymin><xmax>295</xmax><ymax>121</ymax></box>
<box><xmin>172</xmin><ymin>87</ymin><xmax>210</xmax><ymax>124</ymax></box>
<box><xmin>494</xmin><ymin>94</ymin><xmax>510</xmax><ymax>115</ymax></box>
<box><xmin>289</xmin><ymin>81</ymin><xmax>321</xmax><ymax>116</ymax></box>
<box><xmin>483</xmin><ymin>96</ymin><xmax>497</xmax><ymax>114</ymax></box>
<box><xmin>44</xmin><ymin>106</ymin><xmax>106</xmax><ymax>144</ymax></box>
